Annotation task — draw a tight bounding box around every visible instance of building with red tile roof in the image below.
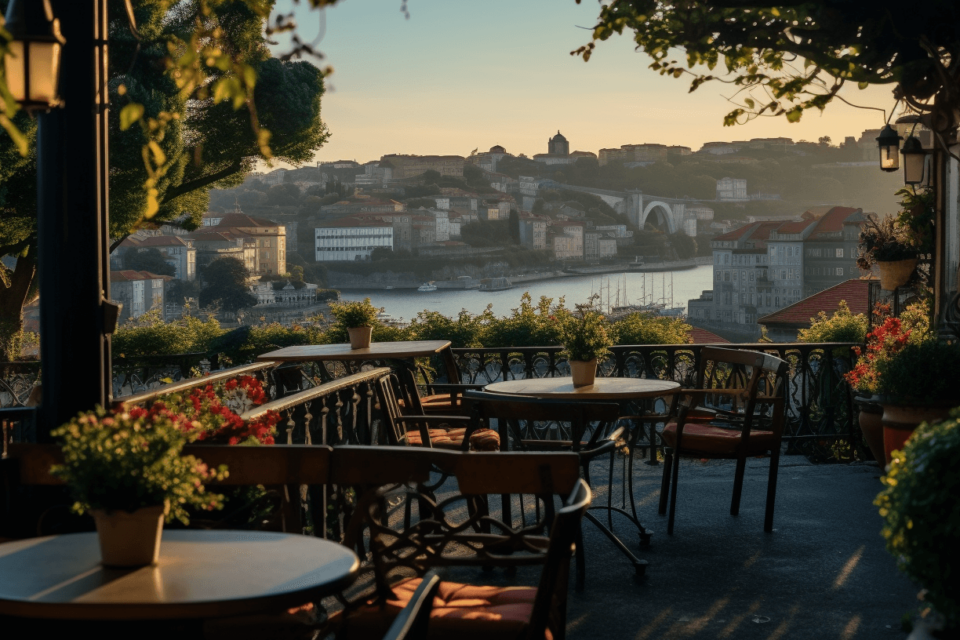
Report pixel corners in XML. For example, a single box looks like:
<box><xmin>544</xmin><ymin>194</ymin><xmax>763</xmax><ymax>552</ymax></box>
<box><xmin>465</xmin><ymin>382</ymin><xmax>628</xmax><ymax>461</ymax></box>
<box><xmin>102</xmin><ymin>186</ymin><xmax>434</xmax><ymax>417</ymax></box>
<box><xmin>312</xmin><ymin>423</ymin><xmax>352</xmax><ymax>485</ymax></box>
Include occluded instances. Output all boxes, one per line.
<box><xmin>687</xmin><ymin>327</ymin><xmax>731</xmax><ymax>344</ymax></box>
<box><xmin>758</xmin><ymin>279</ymin><xmax>872</xmax><ymax>341</ymax></box>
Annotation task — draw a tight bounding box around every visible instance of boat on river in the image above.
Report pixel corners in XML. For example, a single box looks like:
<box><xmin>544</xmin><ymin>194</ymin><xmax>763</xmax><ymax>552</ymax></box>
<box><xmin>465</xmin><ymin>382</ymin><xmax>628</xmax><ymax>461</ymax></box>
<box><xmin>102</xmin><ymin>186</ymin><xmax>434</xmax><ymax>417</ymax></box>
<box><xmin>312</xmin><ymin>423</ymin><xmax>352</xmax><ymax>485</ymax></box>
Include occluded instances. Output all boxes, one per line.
<box><xmin>417</xmin><ymin>282</ymin><xmax>438</xmax><ymax>292</ymax></box>
<box><xmin>479</xmin><ymin>277</ymin><xmax>514</xmax><ymax>292</ymax></box>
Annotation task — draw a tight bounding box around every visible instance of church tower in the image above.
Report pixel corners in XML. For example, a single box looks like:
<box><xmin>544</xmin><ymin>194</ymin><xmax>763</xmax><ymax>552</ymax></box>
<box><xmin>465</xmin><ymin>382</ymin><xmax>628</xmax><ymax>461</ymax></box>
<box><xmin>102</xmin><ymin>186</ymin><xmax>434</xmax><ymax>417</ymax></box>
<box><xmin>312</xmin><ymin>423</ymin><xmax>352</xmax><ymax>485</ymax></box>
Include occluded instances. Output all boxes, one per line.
<box><xmin>548</xmin><ymin>131</ymin><xmax>569</xmax><ymax>156</ymax></box>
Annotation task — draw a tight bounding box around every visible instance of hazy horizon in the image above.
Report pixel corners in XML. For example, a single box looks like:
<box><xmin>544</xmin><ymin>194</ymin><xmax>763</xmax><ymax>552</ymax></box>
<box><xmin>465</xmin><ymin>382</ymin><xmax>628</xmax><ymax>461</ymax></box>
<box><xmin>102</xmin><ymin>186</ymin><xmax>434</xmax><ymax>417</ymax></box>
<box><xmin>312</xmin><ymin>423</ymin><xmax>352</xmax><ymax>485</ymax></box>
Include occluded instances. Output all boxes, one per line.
<box><xmin>270</xmin><ymin>0</ymin><xmax>898</xmax><ymax>166</ymax></box>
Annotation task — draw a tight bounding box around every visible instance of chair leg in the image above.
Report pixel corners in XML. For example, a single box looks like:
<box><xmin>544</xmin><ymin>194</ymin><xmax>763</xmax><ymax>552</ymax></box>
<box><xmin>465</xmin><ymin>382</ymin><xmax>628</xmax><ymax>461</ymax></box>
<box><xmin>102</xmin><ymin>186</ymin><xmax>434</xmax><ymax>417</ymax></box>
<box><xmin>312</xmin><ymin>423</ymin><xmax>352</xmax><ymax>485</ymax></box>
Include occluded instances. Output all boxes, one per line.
<box><xmin>607</xmin><ymin>449</ymin><xmax>615</xmax><ymax>529</ymax></box>
<box><xmin>659</xmin><ymin>450</ymin><xmax>673</xmax><ymax>516</ymax></box>
<box><xmin>574</xmin><ymin>521</ymin><xmax>586</xmax><ymax>590</ymax></box>
<box><xmin>667</xmin><ymin>452</ymin><xmax>680</xmax><ymax>535</ymax></box>
<box><xmin>764</xmin><ymin>450</ymin><xmax>781</xmax><ymax>533</ymax></box>
<box><xmin>731</xmin><ymin>455</ymin><xmax>747</xmax><ymax>516</ymax></box>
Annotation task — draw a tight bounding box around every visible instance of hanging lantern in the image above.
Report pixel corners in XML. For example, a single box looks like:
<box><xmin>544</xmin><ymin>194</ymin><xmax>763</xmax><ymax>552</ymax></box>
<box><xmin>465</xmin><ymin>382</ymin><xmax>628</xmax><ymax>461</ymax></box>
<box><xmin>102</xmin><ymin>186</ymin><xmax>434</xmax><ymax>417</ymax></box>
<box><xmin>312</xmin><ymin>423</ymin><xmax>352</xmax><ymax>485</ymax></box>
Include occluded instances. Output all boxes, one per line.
<box><xmin>876</xmin><ymin>125</ymin><xmax>901</xmax><ymax>172</ymax></box>
<box><xmin>2</xmin><ymin>0</ymin><xmax>65</xmax><ymax>112</ymax></box>
<box><xmin>901</xmin><ymin>135</ymin><xmax>929</xmax><ymax>186</ymax></box>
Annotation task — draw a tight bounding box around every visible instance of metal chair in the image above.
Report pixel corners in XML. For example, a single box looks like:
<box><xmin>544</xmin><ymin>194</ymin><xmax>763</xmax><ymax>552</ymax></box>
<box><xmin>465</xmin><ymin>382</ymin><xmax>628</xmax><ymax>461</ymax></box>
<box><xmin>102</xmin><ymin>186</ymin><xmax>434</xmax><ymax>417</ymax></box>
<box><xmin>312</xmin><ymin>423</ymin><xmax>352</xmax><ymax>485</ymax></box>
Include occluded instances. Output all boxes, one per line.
<box><xmin>658</xmin><ymin>346</ymin><xmax>789</xmax><ymax>534</ymax></box>
<box><xmin>461</xmin><ymin>391</ymin><xmax>647</xmax><ymax>586</ymax></box>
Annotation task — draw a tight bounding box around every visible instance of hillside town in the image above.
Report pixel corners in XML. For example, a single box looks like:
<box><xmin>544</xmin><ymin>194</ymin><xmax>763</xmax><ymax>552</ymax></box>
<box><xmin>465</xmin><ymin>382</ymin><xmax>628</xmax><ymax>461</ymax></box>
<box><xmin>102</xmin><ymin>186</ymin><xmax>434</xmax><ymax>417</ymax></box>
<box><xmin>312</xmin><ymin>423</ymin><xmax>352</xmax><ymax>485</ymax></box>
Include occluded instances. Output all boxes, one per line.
<box><xmin>107</xmin><ymin>126</ymin><xmax>911</xmax><ymax>340</ymax></box>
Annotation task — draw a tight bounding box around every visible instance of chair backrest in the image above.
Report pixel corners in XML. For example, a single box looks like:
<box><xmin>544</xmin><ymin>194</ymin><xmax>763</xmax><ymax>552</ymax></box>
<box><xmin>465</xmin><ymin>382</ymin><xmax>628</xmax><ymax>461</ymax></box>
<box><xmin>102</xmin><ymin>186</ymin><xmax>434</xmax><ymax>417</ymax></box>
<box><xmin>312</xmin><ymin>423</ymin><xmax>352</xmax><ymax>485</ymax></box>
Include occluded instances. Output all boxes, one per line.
<box><xmin>462</xmin><ymin>390</ymin><xmax>620</xmax><ymax>450</ymax></box>
<box><xmin>373</xmin><ymin>372</ymin><xmax>419</xmax><ymax>446</ymax></box>
<box><xmin>1</xmin><ymin>443</ymin><xmax>331</xmax><ymax>535</ymax></box>
<box><xmin>335</xmin><ymin>446</ymin><xmax>584</xmax><ymax>640</ymax></box>
<box><xmin>695</xmin><ymin>347</ymin><xmax>787</xmax><ymax>407</ymax></box>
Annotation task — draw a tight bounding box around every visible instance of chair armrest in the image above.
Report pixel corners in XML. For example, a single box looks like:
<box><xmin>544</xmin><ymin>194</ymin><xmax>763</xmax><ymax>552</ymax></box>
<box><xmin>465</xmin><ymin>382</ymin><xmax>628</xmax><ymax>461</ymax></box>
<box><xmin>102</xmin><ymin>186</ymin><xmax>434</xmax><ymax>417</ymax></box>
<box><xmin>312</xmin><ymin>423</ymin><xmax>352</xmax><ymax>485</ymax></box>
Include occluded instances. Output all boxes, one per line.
<box><xmin>382</xmin><ymin>572</ymin><xmax>442</xmax><ymax>640</ymax></box>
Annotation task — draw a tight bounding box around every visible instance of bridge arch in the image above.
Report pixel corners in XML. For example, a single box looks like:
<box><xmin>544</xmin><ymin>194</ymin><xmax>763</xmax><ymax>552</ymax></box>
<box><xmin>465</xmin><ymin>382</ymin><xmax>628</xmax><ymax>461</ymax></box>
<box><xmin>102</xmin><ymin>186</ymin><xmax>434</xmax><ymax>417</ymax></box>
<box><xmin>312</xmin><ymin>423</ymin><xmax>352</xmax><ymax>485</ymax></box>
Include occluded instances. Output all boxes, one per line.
<box><xmin>641</xmin><ymin>201</ymin><xmax>676</xmax><ymax>234</ymax></box>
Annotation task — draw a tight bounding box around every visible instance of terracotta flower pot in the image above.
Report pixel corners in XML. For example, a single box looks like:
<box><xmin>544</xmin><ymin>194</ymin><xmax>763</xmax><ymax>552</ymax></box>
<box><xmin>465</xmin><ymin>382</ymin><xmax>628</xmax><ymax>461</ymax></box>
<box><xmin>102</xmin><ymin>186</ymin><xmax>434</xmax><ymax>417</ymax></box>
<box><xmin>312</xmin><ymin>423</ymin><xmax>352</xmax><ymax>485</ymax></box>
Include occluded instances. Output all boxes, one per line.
<box><xmin>877</xmin><ymin>258</ymin><xmax>918</xmax><ymax>290</ymax></box>
<box><xmin>92</xmin><ymin>505</ymin><xmax>164</xmax><ymax>567</ymax></box>
<box><xmin>879</xmin><ymin>402</ymin><xmax>952</xmax><ymax>465</ymax></box>
<box><xmin>570</xmin><ymin>359</ymin><xmax>597</xmax><ymax>388</ymax></box>
<box><xmin>347</xmin><ymin>326</ymin><xmax>372</xmax><ymax>350</ymax></box>
<box><xmin>857</xmin><ymin>403</ymin><xmax>885</xmax><ymax>464</ymax></box>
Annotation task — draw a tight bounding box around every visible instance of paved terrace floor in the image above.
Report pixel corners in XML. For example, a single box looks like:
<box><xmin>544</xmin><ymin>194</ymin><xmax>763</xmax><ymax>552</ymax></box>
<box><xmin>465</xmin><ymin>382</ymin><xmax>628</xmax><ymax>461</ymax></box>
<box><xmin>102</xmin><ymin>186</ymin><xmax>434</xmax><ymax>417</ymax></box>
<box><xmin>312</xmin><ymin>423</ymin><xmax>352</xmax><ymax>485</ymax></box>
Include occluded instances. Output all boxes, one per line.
<box><xmin>436</xmin><ymin>454</ymin><xmax>917</xmax><ymax>640</ymax></box>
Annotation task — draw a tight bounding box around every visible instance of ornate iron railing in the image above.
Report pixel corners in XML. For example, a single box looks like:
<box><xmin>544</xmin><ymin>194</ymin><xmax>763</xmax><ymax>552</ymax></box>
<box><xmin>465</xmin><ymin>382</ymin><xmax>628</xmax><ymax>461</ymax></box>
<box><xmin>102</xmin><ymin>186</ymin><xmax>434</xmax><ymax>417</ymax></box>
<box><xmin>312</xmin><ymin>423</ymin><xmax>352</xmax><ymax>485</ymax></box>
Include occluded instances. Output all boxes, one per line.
<box><xmin>449</xmin><ymin>343</ymin><xmax>860</xmax><ymax>461</ymax></box>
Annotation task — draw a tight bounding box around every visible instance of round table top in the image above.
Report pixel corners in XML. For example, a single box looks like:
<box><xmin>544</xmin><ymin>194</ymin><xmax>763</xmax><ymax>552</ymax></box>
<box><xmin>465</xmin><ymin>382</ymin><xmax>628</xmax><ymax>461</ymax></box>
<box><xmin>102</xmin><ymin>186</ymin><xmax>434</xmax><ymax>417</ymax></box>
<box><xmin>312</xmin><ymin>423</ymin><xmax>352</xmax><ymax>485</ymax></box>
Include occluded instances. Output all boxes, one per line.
<box><xmin>0</xmin><ymin>530</ymin><xmax>359</xmax><ymax>621</ymax></box>
<box><xmin>485</xmin><ymin>377</ymin><xmax>680</xmax><ymax>400</ymax></box>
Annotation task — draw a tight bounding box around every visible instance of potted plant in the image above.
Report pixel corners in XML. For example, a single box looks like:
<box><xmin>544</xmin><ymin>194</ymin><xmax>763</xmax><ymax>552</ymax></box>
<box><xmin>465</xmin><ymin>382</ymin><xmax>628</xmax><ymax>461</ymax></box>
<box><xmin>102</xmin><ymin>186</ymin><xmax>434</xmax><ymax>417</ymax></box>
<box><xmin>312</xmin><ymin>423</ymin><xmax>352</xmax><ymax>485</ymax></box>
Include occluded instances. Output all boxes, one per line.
<box><xmin>51</xmin><ymin>409</ymin><xmax>227</xmax><ymax>567</ymax></box>
<box><xmin>856</xmin><ymin>213</ymin><xmax>920</xmax><ymax>290</ymax></box>
<box><xmin>798</xmin><ymin>301</ymin><xmax>879</xmax><ymax>459</ymax></box>
<box><xmin>876</xmin><ymin>409</ymin><xmax>960</xmax><ymax>637</ymax></box>
<box><xmin>845</xmin><ymin>302</ymin><xmax>958</xmax><ymax>464</ymax></box>
<box><xmin>560</xmin><ymin>303</ymin><xmax>612</xmax><ymax>388</ymax></box>
<box><xmin>330</xmin><ymin>298</ymin><xmax>382</xmax><ymax>349</ymax></box>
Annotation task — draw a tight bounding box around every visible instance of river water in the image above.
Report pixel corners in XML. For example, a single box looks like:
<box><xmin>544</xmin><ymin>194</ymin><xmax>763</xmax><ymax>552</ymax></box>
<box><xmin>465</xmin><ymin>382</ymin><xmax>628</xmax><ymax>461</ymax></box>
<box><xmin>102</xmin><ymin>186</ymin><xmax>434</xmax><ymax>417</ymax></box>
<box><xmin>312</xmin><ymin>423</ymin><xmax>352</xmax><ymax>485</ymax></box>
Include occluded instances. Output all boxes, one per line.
<box><xmin>340</xmin><ymin>265</ymin><xmax>714</xmax><ymax>322</ymax></box>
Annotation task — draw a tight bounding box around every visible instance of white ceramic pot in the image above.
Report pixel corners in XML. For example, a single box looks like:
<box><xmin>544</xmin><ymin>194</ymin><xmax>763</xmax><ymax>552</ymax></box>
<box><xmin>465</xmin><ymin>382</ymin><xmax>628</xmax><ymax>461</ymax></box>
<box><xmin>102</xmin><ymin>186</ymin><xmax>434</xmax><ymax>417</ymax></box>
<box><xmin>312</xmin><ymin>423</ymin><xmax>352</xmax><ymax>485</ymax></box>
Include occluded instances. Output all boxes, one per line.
<box><xmin>92</xmin><ymin>505</ymin><xmax>164</xmax><ymax>567</ymax></box>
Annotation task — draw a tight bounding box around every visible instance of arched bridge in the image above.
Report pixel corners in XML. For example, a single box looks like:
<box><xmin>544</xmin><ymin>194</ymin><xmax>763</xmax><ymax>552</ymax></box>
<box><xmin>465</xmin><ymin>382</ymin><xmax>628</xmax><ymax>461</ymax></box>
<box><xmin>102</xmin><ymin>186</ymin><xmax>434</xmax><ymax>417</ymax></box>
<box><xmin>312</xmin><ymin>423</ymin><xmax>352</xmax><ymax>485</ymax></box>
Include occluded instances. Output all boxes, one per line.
<box><xmin>551</xmin><ymin>183</ymin><xmax>710</xmax><ymax>236</ymax></box>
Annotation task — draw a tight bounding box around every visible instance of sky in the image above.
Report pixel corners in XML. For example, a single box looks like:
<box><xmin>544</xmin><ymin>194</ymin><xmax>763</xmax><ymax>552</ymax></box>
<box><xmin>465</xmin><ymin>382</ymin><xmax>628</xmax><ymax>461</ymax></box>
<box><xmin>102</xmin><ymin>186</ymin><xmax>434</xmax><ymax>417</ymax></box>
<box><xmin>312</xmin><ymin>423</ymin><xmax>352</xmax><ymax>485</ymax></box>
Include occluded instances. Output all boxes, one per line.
<box><xmin>271</xmin><ymin>0</ymin><xmax>897</xmax><ymax>164</ymax></box>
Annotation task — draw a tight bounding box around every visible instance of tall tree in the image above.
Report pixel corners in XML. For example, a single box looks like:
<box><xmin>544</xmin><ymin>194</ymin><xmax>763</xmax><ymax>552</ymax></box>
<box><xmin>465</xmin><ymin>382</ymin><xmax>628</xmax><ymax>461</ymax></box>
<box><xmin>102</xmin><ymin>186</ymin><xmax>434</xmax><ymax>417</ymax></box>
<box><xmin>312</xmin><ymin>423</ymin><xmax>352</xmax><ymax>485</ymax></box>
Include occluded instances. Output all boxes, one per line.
<box><xmin>0</xmin><ymin>0</ymin><xmax>328</xmax><ymax>359</ymax></box>
<box><xmin>199</xmin><ymin>257</ymin><xmax>257</xmax><ymax>313</ymax></box>
<box><xmin>124</xmin><ymin>248</ymin><xmax>176</xmax><ymax>277</ymax></box>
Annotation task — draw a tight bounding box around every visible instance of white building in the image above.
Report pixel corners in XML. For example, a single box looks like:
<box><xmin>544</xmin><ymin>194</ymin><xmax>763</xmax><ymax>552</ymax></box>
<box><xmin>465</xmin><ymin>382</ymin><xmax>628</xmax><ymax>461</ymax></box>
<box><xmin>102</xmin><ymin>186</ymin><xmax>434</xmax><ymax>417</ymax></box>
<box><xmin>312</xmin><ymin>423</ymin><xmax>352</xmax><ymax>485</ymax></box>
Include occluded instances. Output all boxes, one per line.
<box><xmin>315</xmin><ymin>218</ymin><xmax>394</xmax><ymax>261</ymax></box>
<box><xmin>717</xmin><ymin>177</ymin><xmax>748</xmax><ymax>201</ymax></box>
<box><xmin>422</xmin><ymin>208</ymin><xmax>450</xmax><ymax>242</ymax></box>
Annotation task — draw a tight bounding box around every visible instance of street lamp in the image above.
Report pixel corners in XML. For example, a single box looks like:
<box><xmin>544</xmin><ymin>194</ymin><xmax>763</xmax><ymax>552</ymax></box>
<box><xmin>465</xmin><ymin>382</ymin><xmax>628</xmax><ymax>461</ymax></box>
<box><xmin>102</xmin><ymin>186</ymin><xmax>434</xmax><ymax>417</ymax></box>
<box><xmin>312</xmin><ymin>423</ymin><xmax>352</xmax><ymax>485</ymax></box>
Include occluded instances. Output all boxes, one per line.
<box><xmin>2</xmin><ymin>0</ymin><xmax>64</xmax><ymax>112</ymax></box>
<box><xmin>901</xmin><ymin>135</ymin><xmax>929</xmax><ymax>186</ymax></box>
<box><xmin>876</xmin><ymin>124</ymin><xmax>902</xmax><ymax>172</ymax></box>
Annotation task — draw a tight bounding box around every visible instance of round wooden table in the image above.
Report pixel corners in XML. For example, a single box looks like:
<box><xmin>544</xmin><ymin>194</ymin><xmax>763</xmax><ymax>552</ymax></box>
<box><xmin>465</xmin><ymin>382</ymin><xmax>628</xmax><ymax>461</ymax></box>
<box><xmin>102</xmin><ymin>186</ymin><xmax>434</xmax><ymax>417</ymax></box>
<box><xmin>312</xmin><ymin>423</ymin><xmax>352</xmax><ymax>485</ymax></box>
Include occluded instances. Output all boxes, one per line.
<box><xmin>0</xmin><ymin>530</ymin><xmax>359</xmax><ymax>621</ymax></box>
<box><xmin>485</xmin><ymin>377</ymin><xmax>680</xmax><ymax>400</ymax></box>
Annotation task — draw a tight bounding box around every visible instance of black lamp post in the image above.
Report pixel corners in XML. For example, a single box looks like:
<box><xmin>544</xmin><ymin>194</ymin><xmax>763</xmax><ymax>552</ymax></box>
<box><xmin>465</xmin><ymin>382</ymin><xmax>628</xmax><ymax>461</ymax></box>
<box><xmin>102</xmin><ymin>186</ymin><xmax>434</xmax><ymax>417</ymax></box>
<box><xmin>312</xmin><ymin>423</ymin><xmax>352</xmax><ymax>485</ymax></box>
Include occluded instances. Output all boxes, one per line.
<box><xmin>901</xmin><ymin>135</ymin><xmax>929</xmax><ymax>186</ymax></box>
<box><xmin>31</xmin><ymin>0</ymin><xmax>113</xmax><ymax>440</ymax></box>
<box><xmin>876</xmin><ymin>124</ymin><xmax>902</xmax><ymax>172</ymax></box>
<box><xmin>1</xmin><ymin>0</ymin><xmax>64</xmax><ymax>112</ymax></box>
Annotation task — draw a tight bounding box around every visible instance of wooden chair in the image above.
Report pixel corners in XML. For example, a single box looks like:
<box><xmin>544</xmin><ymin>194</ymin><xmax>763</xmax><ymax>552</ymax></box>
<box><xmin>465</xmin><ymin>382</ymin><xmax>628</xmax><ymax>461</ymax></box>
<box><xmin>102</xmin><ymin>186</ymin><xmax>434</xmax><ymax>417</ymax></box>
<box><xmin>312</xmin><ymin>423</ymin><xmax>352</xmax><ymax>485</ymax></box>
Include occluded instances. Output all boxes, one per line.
<box><xmin>411</xmin><ymin>347</ymin><xmax>485</xmax><ymax>415</ymax></box>
<box><xmin>658</xmin><ymin>346</ymin><xmax>789</xmax><ymax>535</ymax></box>
<box><xmin>329</xmin><ymin>446</ymin><xmax>588</xmax><ymax>640</ymax></box>
<box><xmin>459</xmin><ymin>391</ymin><xmax>647</xmax><ymax>585</ymax></box>
<box><xmin>374</xmin><ymin>373</ymin><xmax>499</xmax><ymax>451</ymax></box>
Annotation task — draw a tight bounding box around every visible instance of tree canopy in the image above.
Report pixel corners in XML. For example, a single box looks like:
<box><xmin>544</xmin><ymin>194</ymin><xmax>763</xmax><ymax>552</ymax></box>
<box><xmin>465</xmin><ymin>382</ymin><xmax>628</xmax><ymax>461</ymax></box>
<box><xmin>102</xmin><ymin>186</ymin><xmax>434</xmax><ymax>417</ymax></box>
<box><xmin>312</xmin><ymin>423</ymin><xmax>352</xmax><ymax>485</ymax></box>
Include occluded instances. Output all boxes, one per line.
<box><xmin>575</xmin><ymin>0</ymin><xmax>960</xmax><ymax>133</ymax></box>
<box><xmin>199</xmin><ymin>257</ymin><xmax>257</xmax><ymax>313</ymax></box>
<box><xmin>0</xmin><ymin>0</ymin><xmax>329</xmax><ymax>358</ymax></box>
<box><xmin>124</xmin><ymin>248</ymin><xmax>176</xmax><ymax>277</ymax></box>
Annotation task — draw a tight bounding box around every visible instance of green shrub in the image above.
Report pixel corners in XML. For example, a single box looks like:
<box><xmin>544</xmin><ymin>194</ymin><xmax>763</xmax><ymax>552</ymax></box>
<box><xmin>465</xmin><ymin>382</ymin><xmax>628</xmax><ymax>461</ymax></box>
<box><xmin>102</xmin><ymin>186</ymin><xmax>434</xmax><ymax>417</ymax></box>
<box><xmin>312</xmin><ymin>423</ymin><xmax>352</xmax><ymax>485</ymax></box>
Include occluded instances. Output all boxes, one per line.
<box><xmin>482</xmin><ymin>293</ymin><xmax>570</xmax><ymax>349</ymax></box>
<box><xmin>612</xmin><ymin>312</ymin><xmax>691</xmax><ymax>345</ymax></box>
<box><xmin>112</xmin><ymin>311</ymin><xmax>225</xmax><ymax>357</ymax></box>
<box><xmin>798</xmin><ymin>300</ymin><xmax>868</xmax><ymax>345</ymax></box>
<box><xmin>876</xmin><ymin>410</ymin><xmax>960</xmax><ymax>624</ymax></box>
<box><xmin>874</xmin><ymin>340</ymin><xmax>960</xmax><ymax>404</ymax></box>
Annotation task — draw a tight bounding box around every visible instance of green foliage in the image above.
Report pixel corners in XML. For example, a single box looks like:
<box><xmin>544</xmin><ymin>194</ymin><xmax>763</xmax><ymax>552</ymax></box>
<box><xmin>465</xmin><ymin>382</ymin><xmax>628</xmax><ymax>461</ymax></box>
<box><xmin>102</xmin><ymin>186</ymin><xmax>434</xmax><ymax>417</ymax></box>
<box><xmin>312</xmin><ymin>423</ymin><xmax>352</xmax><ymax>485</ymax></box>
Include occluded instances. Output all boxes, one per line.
<box><xmin>576</xmin><ymin>1</ymin><xmax>959</xmax><ymax>130</ymax></box>
<box><xmin>875</xmin><ymin>340</ymin><xmax>960</xmax><ymax>405</ymax></box>
<box><xmin>876</xmin><ymin>410</ymin><xmax>960</xmax><ymax>624</ymax></box>
<box><xmin>484</xmin><ymin>293</ymin><xmax>569</xmax><ymax>349</ymax></box>
<box><xmin>124</xmin><ymin>248</ymin><xmax>176</xmax><ymax>277</ymax></box>
<box><xmin>200</xmin><ymin>257</ymin><xmax>257</xmax><ymax>312</ymax></box>
<box><xmin>560</xmin><ymin>300</ymin><xmax>612</xmax><ymax>362</ymax></box>
<box><xmin>330</xmin><ymin>297</ymin><xmax>382</xmax><ymax>329</ymax></box>
<box><xmin>857</xmin><ymin>214</ymin><xmax>919</xmax><ymax>269</ymax></box>
<box><xmin>612</xmin><ymin>312</ymin><xmax>691</xmax><ymax>345</ymax></box>
<box><xmin>798</xmin><ymin>301</ymin><xmax>868</xmax><ymax>348</ymax></box>
<box><xmin>410</xmin><ymin>308</ymin><xmax>493</xmax><ymax>348</ymax></box>
<box><xmin>461</xmin><ymin>220</ymin><xmax>515</xmax><ymax>248</ymax></box>
<box><xmin>896</xmin><ymin>187</ymin><xmax>936</xmax><ymax>256</ymax></box>
<box><xmin>112</xmin><ymin>311</ymin><xmax>225</xmax><ymax>357</ymax></box>
<box><xmin>51</xmin><ymin>408</ymin><xmax>228</xmax><ymax>524</ymax></box>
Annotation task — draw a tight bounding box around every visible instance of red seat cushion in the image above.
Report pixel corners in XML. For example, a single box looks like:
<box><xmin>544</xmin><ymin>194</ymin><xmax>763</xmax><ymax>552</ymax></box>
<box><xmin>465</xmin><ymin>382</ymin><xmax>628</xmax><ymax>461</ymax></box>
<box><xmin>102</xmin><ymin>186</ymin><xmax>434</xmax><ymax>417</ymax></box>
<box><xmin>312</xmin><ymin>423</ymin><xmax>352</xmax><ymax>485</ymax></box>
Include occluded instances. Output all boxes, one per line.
<box><xmin>333</xmin><ymin>577</ymin><xmax>551</xmax><ymax>640</ymax></box>
<box><xmin>404</xmin><ymin>427</ymin><xmax>500</xmax><ymax>451</ymax></box>
<box><xmin>660</xmin><ymin>422</ymin><xmax>776</xmax><ymax>456</ymax></box>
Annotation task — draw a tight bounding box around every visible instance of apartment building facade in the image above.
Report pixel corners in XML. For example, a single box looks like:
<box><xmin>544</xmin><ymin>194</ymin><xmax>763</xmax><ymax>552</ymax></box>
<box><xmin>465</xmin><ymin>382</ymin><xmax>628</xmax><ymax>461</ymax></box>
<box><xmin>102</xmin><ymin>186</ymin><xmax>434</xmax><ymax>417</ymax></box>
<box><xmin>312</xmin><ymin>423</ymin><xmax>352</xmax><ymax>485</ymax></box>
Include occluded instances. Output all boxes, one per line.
<box><xmin>315</xmin><ymin>217</ymin><xmax>394</xmax><ymax>261</ymax></box>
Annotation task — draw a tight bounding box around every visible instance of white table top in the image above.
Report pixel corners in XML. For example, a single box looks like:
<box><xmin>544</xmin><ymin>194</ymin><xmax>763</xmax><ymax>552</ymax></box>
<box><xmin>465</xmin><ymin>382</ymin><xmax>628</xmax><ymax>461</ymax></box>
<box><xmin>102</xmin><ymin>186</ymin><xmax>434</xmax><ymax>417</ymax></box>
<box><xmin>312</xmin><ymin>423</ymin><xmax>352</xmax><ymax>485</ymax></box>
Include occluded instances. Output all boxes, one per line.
<box><xmin>0</xmin><ymin>530</ymin><xmax>359</xmax><ymax>620</ymax></box>
<box><xmin>485</xmin><ymin>377</ymin><xmax>680</xmax><ymax>400</ymax></box>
